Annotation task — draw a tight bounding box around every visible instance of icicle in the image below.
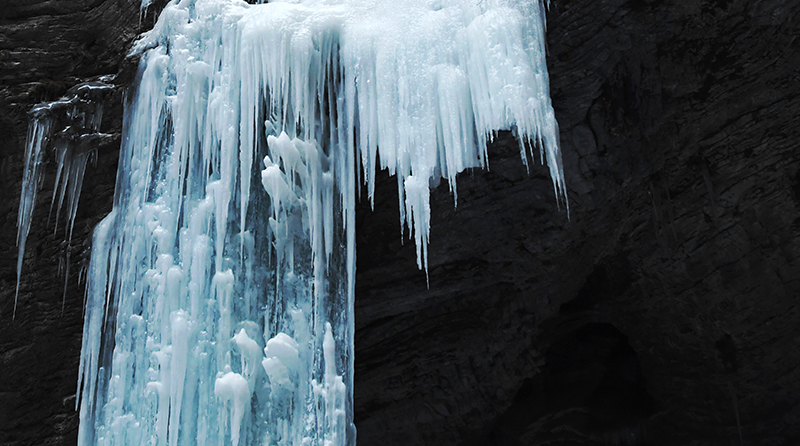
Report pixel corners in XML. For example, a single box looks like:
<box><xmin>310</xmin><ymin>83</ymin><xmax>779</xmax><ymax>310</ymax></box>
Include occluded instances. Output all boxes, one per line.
<box><xmin>15</xmin><ymin>117</ymin><xmax>51</xmax><ymax>318</ymax></box>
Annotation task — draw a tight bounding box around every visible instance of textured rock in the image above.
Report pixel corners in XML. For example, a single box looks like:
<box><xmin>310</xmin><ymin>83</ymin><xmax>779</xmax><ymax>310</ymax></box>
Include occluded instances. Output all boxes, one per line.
<box><xmin>1</xmin><ymin>0</ymin><xmax>799</xmax><ymax>445</ymax></box>
<box><xmin>354</xmin><ymin>0</ymin><xmax>800</xmax><ymax>444</ymax></box>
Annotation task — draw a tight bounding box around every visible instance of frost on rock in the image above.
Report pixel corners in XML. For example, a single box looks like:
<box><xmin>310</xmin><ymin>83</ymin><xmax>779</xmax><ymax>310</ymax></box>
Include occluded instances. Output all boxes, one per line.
<box><xmin>15</xmin><ymin>76</ymin><xmax>115</xmax><ymax>318</ymax></box>
<box><xmin>76</xmin><ymin>0</ymin><xmax>565</xmax><ymax>445</ymax></box>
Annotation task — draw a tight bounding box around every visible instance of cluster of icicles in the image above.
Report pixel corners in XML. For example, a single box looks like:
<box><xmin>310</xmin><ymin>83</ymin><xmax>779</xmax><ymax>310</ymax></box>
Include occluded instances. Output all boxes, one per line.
<box><xmin>15</xmin><ymin>0</ymin><xmax>565</xmax><ymax>445</ymax></box>
<box><xmin>15</xmin><ymin>76</ymin><xmax>116</xmax><ymax>317</ymax></box>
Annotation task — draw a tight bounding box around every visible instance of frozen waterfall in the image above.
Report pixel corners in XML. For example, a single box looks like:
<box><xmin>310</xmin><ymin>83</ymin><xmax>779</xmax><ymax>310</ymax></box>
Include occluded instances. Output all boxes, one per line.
<box><xmin>7</xmin><ymin>0</ymin><xmax>570</xmax><ymax>445</ymax></box>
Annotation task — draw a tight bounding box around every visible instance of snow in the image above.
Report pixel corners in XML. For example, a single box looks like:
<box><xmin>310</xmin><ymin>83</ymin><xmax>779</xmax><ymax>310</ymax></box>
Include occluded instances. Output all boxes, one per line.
<box><xmin>67</xmin><ymin>0</ymin><xmax>565</xmax><ymax>445</ymax></box>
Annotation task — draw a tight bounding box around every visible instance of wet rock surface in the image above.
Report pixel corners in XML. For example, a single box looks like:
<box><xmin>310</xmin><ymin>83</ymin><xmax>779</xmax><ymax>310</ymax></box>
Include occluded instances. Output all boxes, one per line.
<box><xmin>1</xmin><ymin>0</ymin><xmax>798</xmax><ymax>445</ymax></box>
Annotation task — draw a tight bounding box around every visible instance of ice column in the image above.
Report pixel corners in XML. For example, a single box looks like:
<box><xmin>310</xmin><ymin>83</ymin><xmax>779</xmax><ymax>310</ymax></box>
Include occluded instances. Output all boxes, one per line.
<box><xmin>76</xmin><ymin>0</ymin><xmax>565</xmax><ymax>445</ymax></box>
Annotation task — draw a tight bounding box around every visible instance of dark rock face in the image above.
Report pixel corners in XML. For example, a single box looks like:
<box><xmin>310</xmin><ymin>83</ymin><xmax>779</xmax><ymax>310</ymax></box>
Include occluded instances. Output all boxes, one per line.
<box><xmin>0</xmin><ymin>1</ymin><xmax>140</xmax><ymax>445</ymax></box>
<box><xmin>1</xmin><ymin>1</ymin><xmax>798</xmax><ymax>445</ymax></box>
<box><xmin>356</xmin><ymin>0</ymin><xmax>800</xmax><ymax>444</ymax></box>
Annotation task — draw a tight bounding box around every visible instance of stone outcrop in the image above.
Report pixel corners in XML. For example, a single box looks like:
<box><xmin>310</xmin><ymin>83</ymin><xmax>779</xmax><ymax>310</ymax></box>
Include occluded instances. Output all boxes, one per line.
<box><xmin>1</xmin><ymin>0</ymin><xmax>798</xmax><ymax>445</ymax></box>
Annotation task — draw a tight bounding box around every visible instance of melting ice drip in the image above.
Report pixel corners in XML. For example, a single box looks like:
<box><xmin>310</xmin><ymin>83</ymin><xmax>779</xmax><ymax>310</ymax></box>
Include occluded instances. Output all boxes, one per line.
<box><xmin>15</xmin><ymin>77</ymin><xmax>116</xmax><ymax>317</ymax></box>
<box><xmin>73</xmin><ymin>0</ymin><xmax>565</xmax><ymax>445</ymax></box>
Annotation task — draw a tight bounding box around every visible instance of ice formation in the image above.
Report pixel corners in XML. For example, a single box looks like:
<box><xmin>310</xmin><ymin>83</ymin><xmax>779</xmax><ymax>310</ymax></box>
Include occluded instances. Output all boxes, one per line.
<box><xmin>62</xmin><ymin>0</ymin><xmax>566</xmax><ymax>445</ymax></box>
<box><xmin>15</xmin><ymin>77</ymin><xmax>115</xmax><ymax>317</ymax></box>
